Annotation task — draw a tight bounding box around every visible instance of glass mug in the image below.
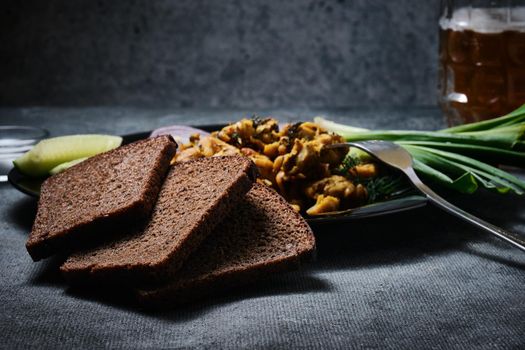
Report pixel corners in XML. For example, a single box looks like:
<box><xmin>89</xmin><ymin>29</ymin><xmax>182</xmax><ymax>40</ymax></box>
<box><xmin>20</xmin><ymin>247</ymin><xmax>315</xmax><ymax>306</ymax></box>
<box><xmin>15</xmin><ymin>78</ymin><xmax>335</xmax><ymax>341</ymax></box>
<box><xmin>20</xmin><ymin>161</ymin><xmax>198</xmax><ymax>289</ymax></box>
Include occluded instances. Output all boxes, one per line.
<box><xmin>438</xmin><ymin>0</ymin><xmax>525</xmax><ymax>126</ymax></box>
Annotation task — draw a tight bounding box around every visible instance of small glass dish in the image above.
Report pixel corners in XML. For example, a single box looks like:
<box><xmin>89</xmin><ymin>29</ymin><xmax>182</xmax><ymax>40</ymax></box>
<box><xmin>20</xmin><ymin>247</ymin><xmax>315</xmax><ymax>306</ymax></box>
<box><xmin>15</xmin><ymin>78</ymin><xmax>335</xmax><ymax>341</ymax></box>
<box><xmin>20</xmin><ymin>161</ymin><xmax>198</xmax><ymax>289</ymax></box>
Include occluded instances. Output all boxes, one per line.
<box><xmin>0</xmin><ymin>126</ymin><xmax>49</xmax><ymax>182</ymax></box>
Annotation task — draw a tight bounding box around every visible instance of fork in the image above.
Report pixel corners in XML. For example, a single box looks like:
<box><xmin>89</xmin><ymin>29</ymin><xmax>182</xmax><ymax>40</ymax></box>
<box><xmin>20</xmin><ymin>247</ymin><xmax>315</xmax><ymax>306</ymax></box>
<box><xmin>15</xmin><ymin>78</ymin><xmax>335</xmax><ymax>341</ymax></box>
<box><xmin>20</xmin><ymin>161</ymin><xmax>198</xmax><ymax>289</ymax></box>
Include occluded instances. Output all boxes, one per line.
<box><xmin>340</xmin><ymin>140</ymin><xmax>525</xmax><ymax>253</ymax></box>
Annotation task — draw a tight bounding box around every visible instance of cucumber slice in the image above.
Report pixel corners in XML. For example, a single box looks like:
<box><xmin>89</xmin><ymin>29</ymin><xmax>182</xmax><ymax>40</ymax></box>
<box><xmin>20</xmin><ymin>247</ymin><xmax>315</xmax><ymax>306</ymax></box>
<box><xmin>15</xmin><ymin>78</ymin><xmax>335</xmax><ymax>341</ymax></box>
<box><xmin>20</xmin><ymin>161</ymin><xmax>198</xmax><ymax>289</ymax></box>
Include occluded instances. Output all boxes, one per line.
<box><xmin>49</xmin><ymin>157</ymin><xmax>88</xmax><ymax>176</ymax></box>
<box><xmin>13</xmin><ymin>134</ymin><xmax>123</xmax><ymax>177</ymax></box>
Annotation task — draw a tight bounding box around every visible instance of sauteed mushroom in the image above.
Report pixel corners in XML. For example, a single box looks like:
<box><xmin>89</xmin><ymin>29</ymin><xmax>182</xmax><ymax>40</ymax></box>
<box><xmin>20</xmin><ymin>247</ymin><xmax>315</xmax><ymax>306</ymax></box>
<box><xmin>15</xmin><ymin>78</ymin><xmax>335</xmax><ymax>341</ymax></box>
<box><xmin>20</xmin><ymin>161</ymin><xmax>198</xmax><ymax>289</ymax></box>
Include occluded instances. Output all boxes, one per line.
<box><xmin>173</xmin><ymin>117</ymin><xmax>381</xmax><ymax>215</ymax></box>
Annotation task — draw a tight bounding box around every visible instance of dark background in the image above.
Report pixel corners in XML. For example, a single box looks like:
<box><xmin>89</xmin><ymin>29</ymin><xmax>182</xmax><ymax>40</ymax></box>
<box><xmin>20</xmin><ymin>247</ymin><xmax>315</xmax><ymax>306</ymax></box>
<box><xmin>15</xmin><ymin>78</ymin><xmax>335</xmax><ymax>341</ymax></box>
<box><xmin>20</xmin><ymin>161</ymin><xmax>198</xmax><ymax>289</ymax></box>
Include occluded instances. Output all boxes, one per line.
<box><xmin>1</xmin><ymin>0</ymin><xmax>440</xmax><ymax>108</ymax></box>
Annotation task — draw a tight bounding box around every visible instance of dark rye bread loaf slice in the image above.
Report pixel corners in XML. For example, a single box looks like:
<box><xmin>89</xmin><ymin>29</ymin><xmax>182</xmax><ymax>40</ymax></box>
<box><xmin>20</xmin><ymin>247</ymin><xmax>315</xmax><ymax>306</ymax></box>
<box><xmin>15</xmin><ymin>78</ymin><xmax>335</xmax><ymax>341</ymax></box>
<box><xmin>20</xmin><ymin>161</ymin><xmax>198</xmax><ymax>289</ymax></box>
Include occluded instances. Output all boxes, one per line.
<box><xmin>26</xmin><ymin>135</ymin><xmax>177</xmax><ymax>261</ymax></box>
<box><xmin>61</xmin><ymin>156</ymin><xmax>257</xmax><ymax>285</ymax></box>
<box><xmin>135</xmin><ymin>183</ymin><xmax>316</xmax><ymax>307</ymax></box>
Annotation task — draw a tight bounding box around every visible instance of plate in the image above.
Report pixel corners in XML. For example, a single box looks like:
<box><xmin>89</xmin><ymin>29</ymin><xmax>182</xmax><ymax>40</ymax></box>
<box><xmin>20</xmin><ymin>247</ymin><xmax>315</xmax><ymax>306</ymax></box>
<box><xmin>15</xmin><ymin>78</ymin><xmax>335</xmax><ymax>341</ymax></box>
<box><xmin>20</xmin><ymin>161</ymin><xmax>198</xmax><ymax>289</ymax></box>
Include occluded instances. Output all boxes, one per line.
<box><xmin>7</xmin><ymin>125</ymin><xmax>427</xmax><ymax>222</ymax></box>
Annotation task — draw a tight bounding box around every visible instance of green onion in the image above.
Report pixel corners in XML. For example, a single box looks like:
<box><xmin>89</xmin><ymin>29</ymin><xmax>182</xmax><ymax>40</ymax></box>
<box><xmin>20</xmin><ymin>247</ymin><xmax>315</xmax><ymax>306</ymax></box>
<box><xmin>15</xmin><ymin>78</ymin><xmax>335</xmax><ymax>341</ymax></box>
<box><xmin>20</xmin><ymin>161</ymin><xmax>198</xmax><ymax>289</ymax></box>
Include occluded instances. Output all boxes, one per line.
<box><xmin>441</xmin><ymin>104</ymin><xmax>525</xmax><ymax>133</ymax></box>
<box><xmin>395</xmin><ymin>141</ymin><xmax>525</xmax><ymax>166</ymax></box>
<box><xmin>315</xmin><ymin>104</ymin><xmax>525</xmax><ymax>195</ymax></box>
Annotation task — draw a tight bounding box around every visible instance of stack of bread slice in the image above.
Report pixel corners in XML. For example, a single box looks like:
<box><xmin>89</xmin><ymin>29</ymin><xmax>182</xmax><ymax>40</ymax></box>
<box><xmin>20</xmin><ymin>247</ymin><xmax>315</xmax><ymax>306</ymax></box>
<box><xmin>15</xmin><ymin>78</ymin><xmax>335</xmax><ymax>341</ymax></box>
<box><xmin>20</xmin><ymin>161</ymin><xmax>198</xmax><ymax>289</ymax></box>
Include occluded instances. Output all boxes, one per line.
<box><xmin>26</xmin><ymin>135</ymin><xmax>316</xmax><ymax>307</ymax></box>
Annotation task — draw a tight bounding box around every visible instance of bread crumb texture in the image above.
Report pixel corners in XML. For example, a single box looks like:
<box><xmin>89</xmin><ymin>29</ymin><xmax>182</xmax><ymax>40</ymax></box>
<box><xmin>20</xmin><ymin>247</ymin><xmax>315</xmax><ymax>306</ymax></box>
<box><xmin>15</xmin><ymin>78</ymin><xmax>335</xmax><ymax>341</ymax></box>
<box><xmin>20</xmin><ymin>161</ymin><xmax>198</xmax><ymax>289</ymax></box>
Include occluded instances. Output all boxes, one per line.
<box><xmin>62</xmin><ymin>156</ymin><xmax>255</xmax><ymax>275</ymax></box>
<box><xmin>27</xmin><ymin>136</ymin><xmax>176</xmax><ymax>260</ymax></box>
<box><xmin>177</xmin><ymin>183</ymin><xmax>315</xmax><ymax>281</ymax></box>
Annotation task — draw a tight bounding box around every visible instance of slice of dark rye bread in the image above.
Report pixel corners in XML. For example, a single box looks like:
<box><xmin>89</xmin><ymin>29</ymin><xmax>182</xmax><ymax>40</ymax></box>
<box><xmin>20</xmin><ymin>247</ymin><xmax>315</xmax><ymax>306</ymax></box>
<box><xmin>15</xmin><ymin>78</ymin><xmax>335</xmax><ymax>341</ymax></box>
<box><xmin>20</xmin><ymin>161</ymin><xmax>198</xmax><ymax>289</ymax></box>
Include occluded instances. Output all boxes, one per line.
<box><xmin>60</xmin><ymin>156</ymin><xmax>257</xmax><ymax>285</ymax></box>
<box><xmin>26</xmin><ymin>136</ymin><xmax>177</xmax><ymax>261</ymax></box>
<box><xmin>134</xmin><ymin>183</ymin><xmax>316</xmax><ymax>307</ymax></box>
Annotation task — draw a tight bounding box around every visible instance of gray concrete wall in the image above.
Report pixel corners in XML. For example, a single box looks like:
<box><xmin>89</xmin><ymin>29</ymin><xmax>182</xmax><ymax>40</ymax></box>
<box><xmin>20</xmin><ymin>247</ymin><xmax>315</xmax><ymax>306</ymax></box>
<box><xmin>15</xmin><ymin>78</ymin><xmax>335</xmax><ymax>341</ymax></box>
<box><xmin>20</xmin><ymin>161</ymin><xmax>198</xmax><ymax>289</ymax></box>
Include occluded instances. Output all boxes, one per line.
<box><xmin>1</xmin><ymin>0</ymin><xmax>440</xmax><ymax>107</ymax></box>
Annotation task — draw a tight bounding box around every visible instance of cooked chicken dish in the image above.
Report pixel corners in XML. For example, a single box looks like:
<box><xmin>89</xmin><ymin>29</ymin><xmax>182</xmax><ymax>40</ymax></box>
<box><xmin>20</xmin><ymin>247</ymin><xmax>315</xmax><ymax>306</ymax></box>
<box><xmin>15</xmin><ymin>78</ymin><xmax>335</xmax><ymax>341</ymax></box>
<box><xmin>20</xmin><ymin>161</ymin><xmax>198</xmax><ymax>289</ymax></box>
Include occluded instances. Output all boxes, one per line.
<box><xmin>174</xmin><ymin>117</ymin><xmax>381</xmax><ymax>216</ymax></box>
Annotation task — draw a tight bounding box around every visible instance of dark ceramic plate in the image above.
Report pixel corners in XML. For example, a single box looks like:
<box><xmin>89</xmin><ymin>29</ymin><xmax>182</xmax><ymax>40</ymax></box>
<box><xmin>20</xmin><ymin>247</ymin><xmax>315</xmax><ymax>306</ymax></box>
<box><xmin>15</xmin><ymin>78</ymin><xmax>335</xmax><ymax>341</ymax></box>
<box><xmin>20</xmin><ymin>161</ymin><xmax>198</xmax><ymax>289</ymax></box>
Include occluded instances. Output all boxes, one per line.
<box><xmin>7</xmin><ymin>125</ymin><xmax>427</xmax><ymax>223</ymax></box>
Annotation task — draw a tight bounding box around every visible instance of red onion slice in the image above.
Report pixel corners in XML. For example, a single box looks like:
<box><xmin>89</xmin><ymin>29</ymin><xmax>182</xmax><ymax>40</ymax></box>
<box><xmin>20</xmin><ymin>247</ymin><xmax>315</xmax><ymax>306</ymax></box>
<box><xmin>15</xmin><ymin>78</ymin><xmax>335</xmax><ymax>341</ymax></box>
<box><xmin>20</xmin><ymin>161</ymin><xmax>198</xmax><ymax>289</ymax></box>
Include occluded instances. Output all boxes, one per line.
<box><xmin>150</xmin><ymin>125</ymin><xmax>210</xmax><ymax>146</ymax></box>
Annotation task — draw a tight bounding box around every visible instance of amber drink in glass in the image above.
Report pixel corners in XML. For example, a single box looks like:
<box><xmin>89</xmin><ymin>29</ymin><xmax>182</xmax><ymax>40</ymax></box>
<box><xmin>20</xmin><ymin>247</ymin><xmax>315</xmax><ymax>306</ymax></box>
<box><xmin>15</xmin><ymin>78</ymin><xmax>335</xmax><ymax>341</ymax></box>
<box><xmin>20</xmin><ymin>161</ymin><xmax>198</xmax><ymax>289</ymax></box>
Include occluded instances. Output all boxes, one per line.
<box><xmin>439</xmin><ymin>0</ymin><xmax>525</xmax><ymax>126</ymax></box>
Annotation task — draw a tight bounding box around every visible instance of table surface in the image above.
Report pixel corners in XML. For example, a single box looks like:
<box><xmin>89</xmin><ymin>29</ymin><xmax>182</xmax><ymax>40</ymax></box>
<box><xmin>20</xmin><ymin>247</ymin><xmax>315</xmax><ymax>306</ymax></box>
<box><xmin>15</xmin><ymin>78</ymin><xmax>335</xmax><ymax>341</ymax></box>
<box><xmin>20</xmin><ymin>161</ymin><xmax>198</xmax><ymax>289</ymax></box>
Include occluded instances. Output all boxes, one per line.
<box><xmin>1</xmin><ymin>107</ymin><xmax>524</xmax><ymax>350</ymax></box>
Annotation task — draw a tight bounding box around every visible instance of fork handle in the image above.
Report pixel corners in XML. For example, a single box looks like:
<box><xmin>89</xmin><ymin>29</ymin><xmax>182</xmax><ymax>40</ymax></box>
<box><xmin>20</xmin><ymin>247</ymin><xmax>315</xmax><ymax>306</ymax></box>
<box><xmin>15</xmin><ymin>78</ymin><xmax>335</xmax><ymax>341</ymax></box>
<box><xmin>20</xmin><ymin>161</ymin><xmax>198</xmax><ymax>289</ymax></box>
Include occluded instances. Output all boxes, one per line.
<box><xmin>405</xmin><ymin>168</ymin><xmax>525</xmax><ymax>252</ymax></box>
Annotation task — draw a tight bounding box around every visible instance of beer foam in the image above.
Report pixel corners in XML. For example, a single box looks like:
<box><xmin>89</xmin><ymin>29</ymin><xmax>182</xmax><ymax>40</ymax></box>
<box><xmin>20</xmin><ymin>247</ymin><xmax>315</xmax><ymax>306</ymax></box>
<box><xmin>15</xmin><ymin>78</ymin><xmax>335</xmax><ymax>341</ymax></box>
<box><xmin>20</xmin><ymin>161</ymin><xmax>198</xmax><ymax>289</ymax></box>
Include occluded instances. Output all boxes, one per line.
<box><xmin>440</xmin><ymin>7</ymin><xmax>525</xmax><ymax>33</ymax></box>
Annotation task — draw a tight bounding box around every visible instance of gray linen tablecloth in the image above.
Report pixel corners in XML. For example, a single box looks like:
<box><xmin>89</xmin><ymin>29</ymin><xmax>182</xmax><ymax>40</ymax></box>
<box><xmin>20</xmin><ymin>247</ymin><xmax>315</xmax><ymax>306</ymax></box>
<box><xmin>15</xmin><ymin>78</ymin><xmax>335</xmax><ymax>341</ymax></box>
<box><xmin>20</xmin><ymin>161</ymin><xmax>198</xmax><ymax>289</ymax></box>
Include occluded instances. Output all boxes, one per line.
<box><xmin>1</xmin><ymin>107</ymin><xmax>524</xmax><ymax>349</ymax></box>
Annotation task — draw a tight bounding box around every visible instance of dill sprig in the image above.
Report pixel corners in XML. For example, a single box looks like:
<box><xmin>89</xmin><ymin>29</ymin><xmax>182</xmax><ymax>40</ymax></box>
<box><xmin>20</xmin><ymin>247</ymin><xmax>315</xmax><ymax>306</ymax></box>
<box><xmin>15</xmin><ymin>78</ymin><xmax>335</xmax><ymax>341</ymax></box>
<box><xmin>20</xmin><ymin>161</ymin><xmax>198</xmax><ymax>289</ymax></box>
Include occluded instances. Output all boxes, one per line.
<box><xmin>364</xmin><ymin>175</ymin><xmax>413</xmax><ymax>203</ymax></box>
<box><xmin>336</xmin><ymin>152</ymin><xmax>361</xmax><ymax>176</ymax></box>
